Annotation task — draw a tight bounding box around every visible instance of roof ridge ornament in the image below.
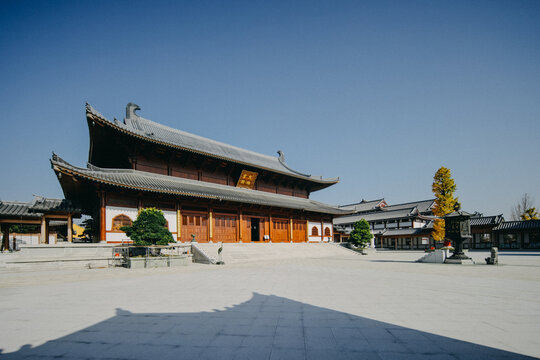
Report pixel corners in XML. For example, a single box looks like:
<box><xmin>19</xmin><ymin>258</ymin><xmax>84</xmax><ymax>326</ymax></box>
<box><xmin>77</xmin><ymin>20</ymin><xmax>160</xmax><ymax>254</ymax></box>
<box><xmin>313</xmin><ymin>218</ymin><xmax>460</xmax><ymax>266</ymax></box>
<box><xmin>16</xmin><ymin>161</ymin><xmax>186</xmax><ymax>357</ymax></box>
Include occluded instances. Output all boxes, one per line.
<box><xmin>126</xmin><ymin>103</ymin><xmax>141</xmax><ymax>120</ymax></box>
<box><xmin>276</xmin><ymin>150</ymin><xmax>312</xmax><ymax>178</ymax></box>
<box><xmin>277</xmin><ymin>150</ymin><xmax>286</xmax><ymax>163</ymax></box>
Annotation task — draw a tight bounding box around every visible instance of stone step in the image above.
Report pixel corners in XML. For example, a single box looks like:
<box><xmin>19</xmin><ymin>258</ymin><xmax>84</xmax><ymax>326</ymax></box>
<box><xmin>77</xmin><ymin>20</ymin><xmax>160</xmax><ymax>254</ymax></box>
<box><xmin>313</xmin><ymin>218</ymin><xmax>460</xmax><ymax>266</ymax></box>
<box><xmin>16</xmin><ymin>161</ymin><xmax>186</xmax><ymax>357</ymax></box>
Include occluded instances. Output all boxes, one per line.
<box><xmin>193</xmin><ymin>242</ymin><xmax>360</xmax><ymax>264</ymax></box>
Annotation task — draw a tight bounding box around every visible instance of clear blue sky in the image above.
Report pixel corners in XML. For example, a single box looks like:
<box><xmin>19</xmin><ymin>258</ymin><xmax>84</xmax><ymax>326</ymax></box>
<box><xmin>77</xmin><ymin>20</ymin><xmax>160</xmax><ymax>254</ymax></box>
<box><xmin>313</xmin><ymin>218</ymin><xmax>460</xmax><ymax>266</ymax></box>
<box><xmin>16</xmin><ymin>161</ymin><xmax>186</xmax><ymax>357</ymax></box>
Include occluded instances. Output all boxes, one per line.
<box><xmin>1</xmin><ymin>0</ymin><xmax>539</xmax><ymax>218</ymax></box>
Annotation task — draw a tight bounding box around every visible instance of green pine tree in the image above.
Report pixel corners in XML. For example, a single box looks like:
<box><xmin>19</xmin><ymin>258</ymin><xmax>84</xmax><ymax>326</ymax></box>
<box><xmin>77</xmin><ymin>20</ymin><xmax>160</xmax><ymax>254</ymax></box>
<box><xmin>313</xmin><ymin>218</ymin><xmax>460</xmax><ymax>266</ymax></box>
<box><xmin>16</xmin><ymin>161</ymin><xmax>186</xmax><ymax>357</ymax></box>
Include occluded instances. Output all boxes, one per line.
<box><xmin>349</xmin><ymin>219</ymin><xmax>373</xmax><ymax>249</ymax></box>
<box><xmin>121</xmin><ymin>208</ymin><xmax>173</xmax><ymax>246</ymax></box>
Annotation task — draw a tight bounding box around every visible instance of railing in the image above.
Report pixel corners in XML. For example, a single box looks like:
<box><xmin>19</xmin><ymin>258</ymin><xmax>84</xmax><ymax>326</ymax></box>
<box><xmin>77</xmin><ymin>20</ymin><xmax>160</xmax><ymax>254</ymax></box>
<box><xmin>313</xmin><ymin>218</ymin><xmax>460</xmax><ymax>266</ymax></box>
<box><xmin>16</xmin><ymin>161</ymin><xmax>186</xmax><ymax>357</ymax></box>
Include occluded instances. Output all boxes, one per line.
<box><xmin>110</xmin><ymin>244</ymin><xmax>192</xmax><ymax>268</ymax></box>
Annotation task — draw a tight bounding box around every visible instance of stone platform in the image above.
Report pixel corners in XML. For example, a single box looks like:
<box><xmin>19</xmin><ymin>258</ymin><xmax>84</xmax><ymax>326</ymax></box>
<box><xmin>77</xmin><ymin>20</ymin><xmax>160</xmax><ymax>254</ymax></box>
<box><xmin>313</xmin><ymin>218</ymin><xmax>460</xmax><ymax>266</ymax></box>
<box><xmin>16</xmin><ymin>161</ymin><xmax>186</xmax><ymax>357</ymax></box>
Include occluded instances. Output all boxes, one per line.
<box><xmin>1</xmin><ymin>250</ymin><xmax>539</xmax><ymax>359</ymax></box>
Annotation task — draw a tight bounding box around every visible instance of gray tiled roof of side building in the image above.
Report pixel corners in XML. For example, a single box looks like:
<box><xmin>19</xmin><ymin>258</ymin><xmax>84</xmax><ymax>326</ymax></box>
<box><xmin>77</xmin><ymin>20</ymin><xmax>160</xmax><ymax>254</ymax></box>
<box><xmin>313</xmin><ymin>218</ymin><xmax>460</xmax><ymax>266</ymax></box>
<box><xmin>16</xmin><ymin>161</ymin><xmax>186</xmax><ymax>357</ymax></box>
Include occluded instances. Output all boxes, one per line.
<box><xmin>0</xmin><ymin>201</ymin><xmax>40</xmax><ymax>218</ymax></box>
<box><xmin>86</xmin><ymin>103</ymin><xmax>339</xmax><ymax>185</ymax></box>
<box><xmin>380</xmin><ymin>228</ymin><xmax>431</xmax><ymax>236</ymax></box>
<box><xmin>29</xmin><ymin>196</ymin><xmax>80</xmax><ymax>213</ymax></box>
<box><xmin>334</xmin><ymin>207</ymin><xmax>419</xmax><ymax>224</ymax></box>
<box><xmin>382</xmin><ymin>199</ymin><xmax>435</xmax><ymax>214</ymax></box>
<box><xmin>494</xmin><ymin>220</ymin><xmax>540</xmax><ymax>231</ymax></box>
<box><xmin>51</xmin><ymin>155</ymin><xmax>350</xmax><ymax>216</ymax></box>
<box><xmin>338</xmin><ymin>199</ymin><xmax>385</xmax><ymax>212</ymax></box>
<box><xmin>470</xmin><ymin>215</ymin><xmax>504</xmax><ymax>227</ymax></box>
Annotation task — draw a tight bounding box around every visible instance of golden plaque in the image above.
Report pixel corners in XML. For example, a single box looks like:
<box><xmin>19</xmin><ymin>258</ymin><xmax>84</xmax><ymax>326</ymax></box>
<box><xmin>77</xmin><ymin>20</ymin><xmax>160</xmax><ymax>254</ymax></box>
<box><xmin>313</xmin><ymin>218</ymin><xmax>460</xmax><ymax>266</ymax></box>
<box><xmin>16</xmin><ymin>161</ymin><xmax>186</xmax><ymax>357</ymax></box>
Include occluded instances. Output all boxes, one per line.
<box><xmin>237</xmin><ymin>170</ymin><xmax>258</xmax><ymax>189</ymax></box>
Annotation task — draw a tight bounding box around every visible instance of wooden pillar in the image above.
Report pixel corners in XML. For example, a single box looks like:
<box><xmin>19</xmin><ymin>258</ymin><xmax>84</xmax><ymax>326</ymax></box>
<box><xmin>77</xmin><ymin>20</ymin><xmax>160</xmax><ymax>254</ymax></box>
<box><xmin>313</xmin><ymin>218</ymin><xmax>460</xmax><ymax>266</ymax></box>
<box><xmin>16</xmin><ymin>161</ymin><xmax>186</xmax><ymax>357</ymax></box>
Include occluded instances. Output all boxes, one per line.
<box><xmin>40</xmin><ymin>216</ymin><xmax>47</xmax><ymax>244</ymax></box>
<box><xmin>1</xmin><ymin>224</ymin><xmax>9</xmax><ymax>251</ymax></box>
<box><xmin>67</xmin><ymin>214</ymin><xmax>73</xmax><ymax>243</ymax></box>
<box><xmin>100</xmin><ymin>191</ymin><xmax>106</xmax><ymax>242</ymax></box>
<box><xmin>268</xmin><ymin>212</ymin><xmax>273</xmax><ymax>242</ymax></box>
<box><xmin>238</xmin><ymin>210</ymin><xmax>242</xmax><ymax>242</ymax></box>
<box><xmin>176</xmin><ymin>203</ymin><xmax>181</xmax><ymax>242</ymax></box>
<box><xmin>380</xmin><ymin>237</ymin><xmax>383</xmax><ymax>249</ymax></box>
<box><xmin>306</xmin><ymin>220</ymin><xmax>309</xmax><ymax>242</ymax></box>
<box><xmin>289</xmin><ymin>218</ymin><xmax>293</xmax><ymax>242</ymax></box>
<box><xmin>209</xmin><ymin>208</ymin><xmax>213</xmax><ymax>242</ymax></box>
<box><xmin>320</xmin><ymin>219</ymin><xmax>324</xmax><ymax>242</ymax></box>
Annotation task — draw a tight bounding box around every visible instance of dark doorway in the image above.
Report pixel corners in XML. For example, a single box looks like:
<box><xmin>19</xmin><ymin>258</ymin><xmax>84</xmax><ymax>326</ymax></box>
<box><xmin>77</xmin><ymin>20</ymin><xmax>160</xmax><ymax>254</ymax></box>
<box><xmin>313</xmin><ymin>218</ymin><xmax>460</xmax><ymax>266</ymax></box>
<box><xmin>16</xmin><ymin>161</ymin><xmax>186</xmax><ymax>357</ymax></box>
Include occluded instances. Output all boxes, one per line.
<box><xmin>251</xmin><ymin>218</ymin><xmax>260</xmax><ymax>242</ymax></box>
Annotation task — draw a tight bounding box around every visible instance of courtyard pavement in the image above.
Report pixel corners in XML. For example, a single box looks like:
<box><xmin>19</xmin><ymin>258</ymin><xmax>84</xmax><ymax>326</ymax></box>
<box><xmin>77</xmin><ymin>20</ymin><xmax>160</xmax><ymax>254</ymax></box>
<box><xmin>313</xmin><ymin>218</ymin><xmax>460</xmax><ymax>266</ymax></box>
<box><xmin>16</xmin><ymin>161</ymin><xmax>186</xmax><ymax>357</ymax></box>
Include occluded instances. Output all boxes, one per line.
<box><xmin>0</xmin><ymin>249</ymin><xmax>539</xmax><ymax>359</ymax></box>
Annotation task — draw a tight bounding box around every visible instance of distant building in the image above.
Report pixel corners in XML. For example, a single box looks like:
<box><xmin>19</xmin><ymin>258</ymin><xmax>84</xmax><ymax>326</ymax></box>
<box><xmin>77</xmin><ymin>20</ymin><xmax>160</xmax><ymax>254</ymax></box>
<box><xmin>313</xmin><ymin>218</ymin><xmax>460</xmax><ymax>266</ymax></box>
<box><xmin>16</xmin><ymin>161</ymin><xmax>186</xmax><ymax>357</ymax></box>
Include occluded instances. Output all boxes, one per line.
<box><xmin>493</xmin><ymin>220</ymin><xmax>540</xmax><ymax>249</ymax></box>
<box><xmin>469</xmin><ymin>214</ymin><xmax>504</xmax><ymax>249</ymax></box>
<box><xmin>333</xmin><ymin>199</ymin><xmax>436</xmax><ymax>249</ymax></box>
<box><xmin>0</xmin><ymin>196</ymin><xmax>81</xmax><ymax>250</ymax></box>
<box><xmin>335</xmin><ymin>200</ymin><xmax>540</xmax><ymax>250</ymax></box>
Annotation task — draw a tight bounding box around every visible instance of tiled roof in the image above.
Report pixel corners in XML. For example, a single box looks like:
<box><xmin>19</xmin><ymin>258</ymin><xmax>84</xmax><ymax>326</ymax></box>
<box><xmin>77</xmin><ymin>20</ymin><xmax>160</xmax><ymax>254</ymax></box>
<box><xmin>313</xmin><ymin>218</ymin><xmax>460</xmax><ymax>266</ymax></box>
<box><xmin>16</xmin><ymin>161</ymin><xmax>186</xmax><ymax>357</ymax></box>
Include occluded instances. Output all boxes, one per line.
<box><xmin>338</xmin><ymin>199</ymin><xmax>385</xmax><ymax>212</ymax></box>
<box><xmin>29</xmin><ymin>196</ymin><xmax>80</xmax><ymax>213</ymax></box>
<box><xmin>494</xmin><ymin>220</ymin><xmax>540</xmax><ymax>231</ymax></box>
<box><xmin>334</xmin><ymin>208</ymin><xmax>419</xmax><ymax>225</ymax></box>
<box><xmin>0</xmin><ymin>196</ymin><xmax>80</xmax><ymax>219</ymax></box>
<box><xmin>0</xmin><ymin>201</ymin><xmax>40</xmax><ymax>218</ymax></box>
<box><xmin>51</xmin><ymin>155</ymin><xmax>349</xmax><ymax>215</ymax></box>
<box><xmin>86</xmin><ymin>103</ymin><xmax>339</xmax><ymax>185</ymax></box>
<box><xmin>380</xmin><ymin>228</ymin><xmax>431</xmax><ymax>237</ymax></box>
<box><xmin>470</xmin><ymin>215</ymin><xmax>504</xmax><ymax>227</ymax></box>
<box><xmin>382</xmin><ymin>199</ymin><xmax>435</xmax><ymax>214</ymax></box>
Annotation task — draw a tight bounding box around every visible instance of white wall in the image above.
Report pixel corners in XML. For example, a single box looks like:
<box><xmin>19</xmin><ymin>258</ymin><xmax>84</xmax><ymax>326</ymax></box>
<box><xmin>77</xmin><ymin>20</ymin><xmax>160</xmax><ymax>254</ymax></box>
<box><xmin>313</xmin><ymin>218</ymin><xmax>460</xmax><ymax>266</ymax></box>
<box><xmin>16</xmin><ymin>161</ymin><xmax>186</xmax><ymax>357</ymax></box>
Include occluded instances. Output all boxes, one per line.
<box><xmin>323</xmin><ymin>222</ymin><xmax>332</xmax><ymax>242</ymax></box>
<box><xmin>308</xmin><ymin>221</ymin><xmax>322</xmax><ymax>242</ymax></box>
<box><xmin>163</xmin><ymin>210</ymin><xmax>177</xmax><ymax>233</ymax></box>
<box><xmin>105</xmin><ymin>206</ymin><xmax>138</xmax><ymax>231</ymax></box>
<box><xmin>106</xmin><ymin>232</ymin><xmax>132</xmax><ymax>243</ymax></box>
<box><xmin>105</xmin><ymin>206</ymin><xmax>177</xmax><ymax>243</ymax></box>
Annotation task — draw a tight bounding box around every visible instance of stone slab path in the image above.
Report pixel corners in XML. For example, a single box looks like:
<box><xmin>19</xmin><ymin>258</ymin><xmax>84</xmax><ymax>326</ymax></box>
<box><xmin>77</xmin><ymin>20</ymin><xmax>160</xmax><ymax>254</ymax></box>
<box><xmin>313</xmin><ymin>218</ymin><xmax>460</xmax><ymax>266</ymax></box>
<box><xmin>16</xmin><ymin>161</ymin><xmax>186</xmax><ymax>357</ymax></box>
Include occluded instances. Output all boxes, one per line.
<box><xmin>1</xmin><ymin>250</ymin><xmax>539</xmax><ymax>359</ymax></box>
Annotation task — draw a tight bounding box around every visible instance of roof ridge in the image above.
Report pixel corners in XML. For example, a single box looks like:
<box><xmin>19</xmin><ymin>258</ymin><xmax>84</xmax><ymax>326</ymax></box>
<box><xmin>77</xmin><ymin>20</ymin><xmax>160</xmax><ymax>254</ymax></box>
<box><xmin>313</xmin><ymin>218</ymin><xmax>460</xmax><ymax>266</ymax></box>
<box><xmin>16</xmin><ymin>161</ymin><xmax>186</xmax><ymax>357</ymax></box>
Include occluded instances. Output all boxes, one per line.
<box><xmin>385</xmin><ymin>199</ymin><xmax>435</xmax><ymax>206</ymax></box>
<box><xmin>338</xmin><ymin>198</ymin><xmax>385</xmax><ymax>207</ymax></box>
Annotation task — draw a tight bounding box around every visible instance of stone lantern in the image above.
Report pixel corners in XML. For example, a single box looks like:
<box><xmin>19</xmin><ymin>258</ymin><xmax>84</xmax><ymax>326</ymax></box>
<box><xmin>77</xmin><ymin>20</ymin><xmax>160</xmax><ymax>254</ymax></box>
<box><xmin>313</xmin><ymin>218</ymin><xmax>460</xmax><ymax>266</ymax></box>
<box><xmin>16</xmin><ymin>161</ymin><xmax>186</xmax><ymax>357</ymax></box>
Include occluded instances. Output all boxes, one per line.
<box><xmin>444</xmin><ymin>211</ymin><xmax>473</xmax><ymax>264</ymax></box>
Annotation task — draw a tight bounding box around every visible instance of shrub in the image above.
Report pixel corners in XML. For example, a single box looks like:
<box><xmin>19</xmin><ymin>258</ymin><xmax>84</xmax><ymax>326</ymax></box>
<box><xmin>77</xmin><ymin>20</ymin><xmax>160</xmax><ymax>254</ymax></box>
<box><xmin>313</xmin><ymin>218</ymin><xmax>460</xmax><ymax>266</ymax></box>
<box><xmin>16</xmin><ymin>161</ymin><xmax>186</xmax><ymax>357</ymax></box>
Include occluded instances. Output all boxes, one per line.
<box><xmin>121</xmin><ymin>208</ymin><xmax>173</xmax><ymax>246</ymax></box>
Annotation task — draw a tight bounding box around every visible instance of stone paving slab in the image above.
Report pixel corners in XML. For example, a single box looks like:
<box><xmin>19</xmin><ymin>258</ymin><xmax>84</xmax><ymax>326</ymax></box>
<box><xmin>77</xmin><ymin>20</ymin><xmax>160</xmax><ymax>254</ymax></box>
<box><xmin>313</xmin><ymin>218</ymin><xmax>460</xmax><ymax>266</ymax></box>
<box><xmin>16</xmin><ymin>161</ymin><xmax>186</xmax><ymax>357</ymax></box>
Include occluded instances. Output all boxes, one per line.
<box><xmin>0</xmin><ymin>250</ymin><xmax>539</xmax><ymax>359</ymax></box>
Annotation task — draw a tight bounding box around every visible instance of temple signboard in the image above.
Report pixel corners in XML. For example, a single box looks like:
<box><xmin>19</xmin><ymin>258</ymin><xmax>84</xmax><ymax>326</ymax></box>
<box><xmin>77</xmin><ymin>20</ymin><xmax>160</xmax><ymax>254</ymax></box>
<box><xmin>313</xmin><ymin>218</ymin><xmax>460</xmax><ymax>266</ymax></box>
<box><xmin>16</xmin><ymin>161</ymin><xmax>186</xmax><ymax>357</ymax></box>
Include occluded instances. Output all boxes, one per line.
<box><xmin>236</xmin><ymin>170</ymin><xmax>258</xmax><ymax>190</ymax></box>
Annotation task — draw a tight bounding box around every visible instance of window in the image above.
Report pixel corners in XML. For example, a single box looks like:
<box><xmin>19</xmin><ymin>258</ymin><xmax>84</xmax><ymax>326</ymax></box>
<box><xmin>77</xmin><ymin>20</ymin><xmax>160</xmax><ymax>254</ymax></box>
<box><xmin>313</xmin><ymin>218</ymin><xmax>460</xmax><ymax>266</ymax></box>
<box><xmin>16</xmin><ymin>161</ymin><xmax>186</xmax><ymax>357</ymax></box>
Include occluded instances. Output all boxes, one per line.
<box><xmin>311</xmin><ymin>226</ymin><xmax>319</xmax><ymax>236</ymax></box>
<box><xmin>324</xmin><ymin>227</ymin><xmax>331</xmax><ymax>236</ymax></box>
<box><xmin>112</xmin><ymin>214</ymin><xmax>132</xmax><ymax>231</ymax></box>
<box><xmin>480</xmin><ymin>233</ymin><xmax>491</xmax><ymax>242</ymax></box>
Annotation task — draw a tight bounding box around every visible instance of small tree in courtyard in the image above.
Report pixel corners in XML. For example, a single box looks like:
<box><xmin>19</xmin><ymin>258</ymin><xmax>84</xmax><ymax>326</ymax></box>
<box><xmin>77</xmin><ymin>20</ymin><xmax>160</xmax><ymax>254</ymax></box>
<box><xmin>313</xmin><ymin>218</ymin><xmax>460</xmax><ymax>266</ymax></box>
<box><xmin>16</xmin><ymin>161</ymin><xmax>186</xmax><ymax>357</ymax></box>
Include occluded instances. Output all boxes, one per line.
<box><xmin>349</xmin><ymin>219</ymin><xmax>373</xmax><ymax>249</ymax></box>
<box><xmin>121</xmin><ymin>208</ymin><xmax>173</xmax><ymax>246</ymax></box>
<box><xmin>432</xmin><ymin>166</ymin><xmax>460</xmax><ymax>242</ymax></box>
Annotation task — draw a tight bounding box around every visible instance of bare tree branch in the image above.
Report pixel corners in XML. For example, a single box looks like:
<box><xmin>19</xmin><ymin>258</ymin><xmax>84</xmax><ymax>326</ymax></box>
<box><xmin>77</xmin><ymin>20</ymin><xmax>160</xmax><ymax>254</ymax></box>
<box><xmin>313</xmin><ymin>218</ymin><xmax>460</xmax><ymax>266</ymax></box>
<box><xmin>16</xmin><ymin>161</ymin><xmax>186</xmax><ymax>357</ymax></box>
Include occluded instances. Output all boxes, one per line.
<box><xmin>511</xmin><ymin>193</ymin><xmax>535</xmax><ymax>221</ymax></box>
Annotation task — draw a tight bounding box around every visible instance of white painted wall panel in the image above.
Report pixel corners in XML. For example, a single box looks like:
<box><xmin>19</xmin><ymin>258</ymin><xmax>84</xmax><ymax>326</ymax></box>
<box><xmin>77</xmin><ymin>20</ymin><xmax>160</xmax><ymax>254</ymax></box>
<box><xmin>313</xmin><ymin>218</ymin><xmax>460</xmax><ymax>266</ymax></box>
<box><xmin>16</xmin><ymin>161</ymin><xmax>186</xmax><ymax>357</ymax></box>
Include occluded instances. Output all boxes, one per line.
<box><xmin>105</xmin><ymin>206</ymin><xmax>138</xmax><ymax>231</ymax></box>
<box><xmin>106</xmin><ymin>232</ymin><xmax>132</xmax><ymax>243</ymax></box>
<box><xmin>163</xmin><ymin>210</ymin><xmax>177</xmax><ymax>233</ymax></box>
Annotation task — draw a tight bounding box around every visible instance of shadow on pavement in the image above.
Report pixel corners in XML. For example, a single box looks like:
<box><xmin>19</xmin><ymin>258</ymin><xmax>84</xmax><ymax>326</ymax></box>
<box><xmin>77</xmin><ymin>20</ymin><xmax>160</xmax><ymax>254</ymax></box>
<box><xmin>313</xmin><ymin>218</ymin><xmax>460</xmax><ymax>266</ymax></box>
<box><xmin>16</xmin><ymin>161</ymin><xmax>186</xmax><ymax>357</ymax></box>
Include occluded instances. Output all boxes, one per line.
<box><xmin>0</xmin><ymin>293</ymin><xmax>534</xmax><ymax>360</ymax></box>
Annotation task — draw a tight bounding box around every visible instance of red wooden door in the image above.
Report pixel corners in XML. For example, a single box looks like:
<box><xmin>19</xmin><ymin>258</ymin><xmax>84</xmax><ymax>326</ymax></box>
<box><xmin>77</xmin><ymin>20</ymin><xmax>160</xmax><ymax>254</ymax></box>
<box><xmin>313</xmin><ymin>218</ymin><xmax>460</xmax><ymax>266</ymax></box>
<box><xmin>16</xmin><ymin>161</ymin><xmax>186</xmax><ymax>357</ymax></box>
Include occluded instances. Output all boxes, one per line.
<box><xmin>272</xmin><ymin>219</ymin><xmax>288</xmax><ymax>242</ymax></box>
<box><xmin>292</xmin><ymin>221</ymin><xmax>306</xmax><ymax>242</ymax></box>
<box><xmin>181</xmin><ymin>212</ymin><xmax>208</xmax><ymax>242</ymax></box>
<box><xmin>214</xmin><ymin>215</ymin><xmax>237</xmax><ymax>243</ymax></box>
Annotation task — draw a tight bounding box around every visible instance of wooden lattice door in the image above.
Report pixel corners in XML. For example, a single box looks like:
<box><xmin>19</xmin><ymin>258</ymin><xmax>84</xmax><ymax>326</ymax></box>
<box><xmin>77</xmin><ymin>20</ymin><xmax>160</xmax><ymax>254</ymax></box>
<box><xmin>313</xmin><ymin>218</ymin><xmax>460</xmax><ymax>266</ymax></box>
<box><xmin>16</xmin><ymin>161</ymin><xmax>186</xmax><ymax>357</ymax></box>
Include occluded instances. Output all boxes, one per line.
<box><xmin>214</xmin><ymin>215</ymin><xmax>237</xmax><ymax>243</ymax></box>
<box><xmin>272</xmin><ymin>219</ymin><xmax>288</xmax><ymax>242</ymax></box>
<box><xmin>292</xmin><ymin>220</ymin><xmax>307</xmax><ymax>242</ymax></box>
<box><xmin>181</xmin><ymin>213</ymin><xmax>208</xmax><ymax>242</ymax></box>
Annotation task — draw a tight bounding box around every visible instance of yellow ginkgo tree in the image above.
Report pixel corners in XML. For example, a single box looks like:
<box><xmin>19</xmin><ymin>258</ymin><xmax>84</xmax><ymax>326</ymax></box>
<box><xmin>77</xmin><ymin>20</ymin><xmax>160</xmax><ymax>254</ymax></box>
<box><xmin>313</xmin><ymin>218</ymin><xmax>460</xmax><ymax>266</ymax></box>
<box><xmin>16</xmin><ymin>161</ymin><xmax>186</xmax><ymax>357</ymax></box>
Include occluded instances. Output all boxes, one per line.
<box><xmin>432</xmin><ymin>167</ymin><xmax>460</xmax><ymax>242</ymax></box>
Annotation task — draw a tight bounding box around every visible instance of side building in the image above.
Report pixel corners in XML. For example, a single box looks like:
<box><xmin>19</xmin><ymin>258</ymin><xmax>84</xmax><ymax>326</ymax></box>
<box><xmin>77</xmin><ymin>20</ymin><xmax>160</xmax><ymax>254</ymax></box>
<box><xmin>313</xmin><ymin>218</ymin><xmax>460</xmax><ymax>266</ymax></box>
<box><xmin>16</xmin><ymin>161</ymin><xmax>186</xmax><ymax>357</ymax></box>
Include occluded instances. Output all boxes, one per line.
<box><xmin>333</xmin><ymin>199</ymin><xmax>436</xmax><ymax>249</ymax></box>
<box><xmin>335</xmin><ymin>200</ymin><xmax>540</xmax><ymax>250</ymax></box>
<box><xmin>0</xmin><ymin>196</ymin><xmax>81</xmax><ymax>249</ymax></box>
<box><xmin>51</xmin><ymin>103</ymin><xmax>349</xmax><ymax>244</ymax></box>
